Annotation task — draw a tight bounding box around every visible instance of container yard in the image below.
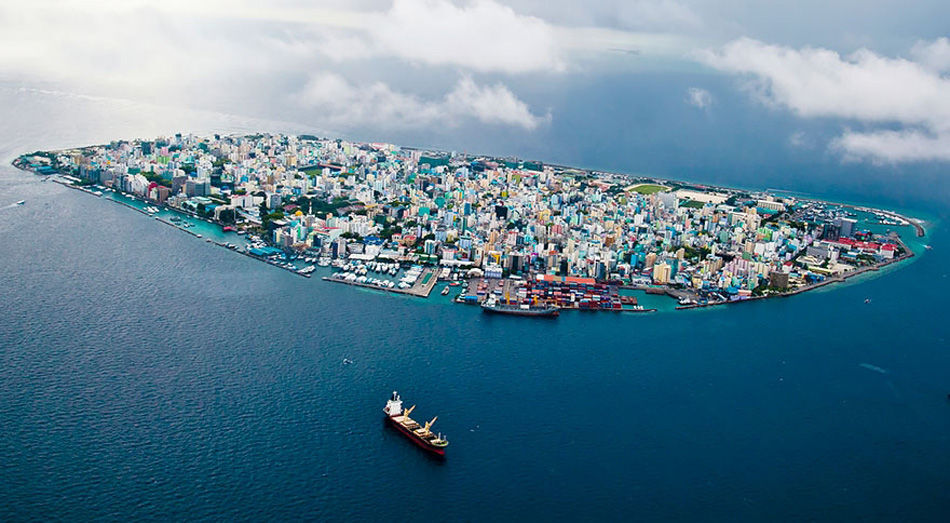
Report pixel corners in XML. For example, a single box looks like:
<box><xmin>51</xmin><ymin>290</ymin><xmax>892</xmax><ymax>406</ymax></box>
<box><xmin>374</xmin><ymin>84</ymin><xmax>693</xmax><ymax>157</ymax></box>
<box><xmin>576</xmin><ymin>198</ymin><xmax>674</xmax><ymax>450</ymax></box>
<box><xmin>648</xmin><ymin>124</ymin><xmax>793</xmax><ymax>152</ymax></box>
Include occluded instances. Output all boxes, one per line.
<box><xmin>457</xmin><ymin>274</ymin><xmax>655</xmax><ymax>312</ymax></box>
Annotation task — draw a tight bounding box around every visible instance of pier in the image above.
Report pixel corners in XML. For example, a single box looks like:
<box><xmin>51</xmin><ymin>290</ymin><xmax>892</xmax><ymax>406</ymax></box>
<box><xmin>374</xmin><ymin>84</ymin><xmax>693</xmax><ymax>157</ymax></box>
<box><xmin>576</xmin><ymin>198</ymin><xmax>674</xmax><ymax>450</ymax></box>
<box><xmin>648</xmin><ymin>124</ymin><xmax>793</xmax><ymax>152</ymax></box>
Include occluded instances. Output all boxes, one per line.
<box><xmin>322</xmin><ymin>266</ymin><xmax>438</xmax><ymax>298</ymax></box>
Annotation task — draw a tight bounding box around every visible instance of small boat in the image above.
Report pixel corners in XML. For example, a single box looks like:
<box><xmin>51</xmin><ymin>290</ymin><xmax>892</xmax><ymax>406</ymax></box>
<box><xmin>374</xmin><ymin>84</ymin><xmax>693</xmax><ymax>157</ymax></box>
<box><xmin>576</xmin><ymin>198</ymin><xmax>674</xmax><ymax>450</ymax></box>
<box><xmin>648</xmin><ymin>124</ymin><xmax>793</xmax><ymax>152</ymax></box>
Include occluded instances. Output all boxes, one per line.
<box><xmin>441</xmin><ymin>286</ymin><xmax>450</xmax><ymax>295</ymax></box>
<box><xmin>925</xmin><ymin>245</ymin><xmax>933</xmax><ymax>250</ymax></box>
<box><xmin>15</xmin><ymin>200</ymin><xmax>25</xmax><ymax>205</ymax></box>
<box><xmin>864</xmin><ymin>298</ymin><xmax>871</xmax><ymax>304</ymax></box>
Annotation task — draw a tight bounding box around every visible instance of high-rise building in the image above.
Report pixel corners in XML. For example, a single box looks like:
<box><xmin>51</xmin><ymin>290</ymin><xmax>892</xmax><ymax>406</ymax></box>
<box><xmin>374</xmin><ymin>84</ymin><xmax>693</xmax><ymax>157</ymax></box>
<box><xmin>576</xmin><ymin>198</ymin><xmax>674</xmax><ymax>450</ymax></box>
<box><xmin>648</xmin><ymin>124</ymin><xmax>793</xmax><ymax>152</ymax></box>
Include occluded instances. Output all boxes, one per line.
<box><xmin>835</xmin><ymin>217</ymin><xmax>857</xmax><ymax>238</ymax></box>
<box><xmin>822</xmin><ymin>222</ymin><xmax>841</xmax><ymax>241</ymax></box>
<box><xmin>652</xmin><ymin>262</ymin><xmax>671</xmax><ymax>284</ymax></box>
<box><xmin>769</xmin><ymin>271</ymin><xmax>790</xmax><ymax>289</ymax></box>
<box><xmin>644</xmin><ymin>252</ymin><xmax>657</xmax><ymax>269</ymax></box>
<box><xmin>172</xmin><ymin>175</ymin><xmax>187</xmax><ymax>195</ymax></box>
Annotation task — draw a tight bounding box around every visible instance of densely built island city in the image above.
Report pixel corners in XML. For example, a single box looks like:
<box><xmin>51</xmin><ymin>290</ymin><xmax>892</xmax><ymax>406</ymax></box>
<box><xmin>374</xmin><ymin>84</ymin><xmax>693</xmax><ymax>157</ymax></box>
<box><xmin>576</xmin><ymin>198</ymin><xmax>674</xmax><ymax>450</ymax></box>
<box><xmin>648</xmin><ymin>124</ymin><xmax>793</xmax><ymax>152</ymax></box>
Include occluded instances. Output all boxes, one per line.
<box><xmin>15</xmin><ymin>133</ymin><xmax>923</xmax><ymax>315</ymax></box>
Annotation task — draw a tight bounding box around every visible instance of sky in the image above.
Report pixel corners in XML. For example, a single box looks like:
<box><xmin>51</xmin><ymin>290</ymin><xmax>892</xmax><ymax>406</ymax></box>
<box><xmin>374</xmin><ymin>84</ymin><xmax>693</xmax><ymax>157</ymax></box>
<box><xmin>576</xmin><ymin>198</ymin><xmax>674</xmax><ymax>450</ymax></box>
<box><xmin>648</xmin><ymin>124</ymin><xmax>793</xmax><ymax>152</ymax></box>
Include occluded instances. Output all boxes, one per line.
<box><xmin>2</xmin><ymin>0</ymin><xmax>950</xmax><ymax>187</ymax></box>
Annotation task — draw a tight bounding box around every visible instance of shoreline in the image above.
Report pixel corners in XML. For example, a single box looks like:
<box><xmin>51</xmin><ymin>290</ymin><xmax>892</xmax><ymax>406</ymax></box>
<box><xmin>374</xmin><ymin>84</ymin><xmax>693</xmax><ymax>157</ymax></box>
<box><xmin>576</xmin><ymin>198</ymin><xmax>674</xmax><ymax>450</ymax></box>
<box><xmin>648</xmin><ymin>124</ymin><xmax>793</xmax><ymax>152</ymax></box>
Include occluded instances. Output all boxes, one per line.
<box><xmin>14</xmin><ymin>160</ymin><xmax>925</xmax><ymax>315</ymax></box>
<box><xmin>674</xmin><ymin>243</ymin><xmax>914</xmax><ymax>311</ymax></box>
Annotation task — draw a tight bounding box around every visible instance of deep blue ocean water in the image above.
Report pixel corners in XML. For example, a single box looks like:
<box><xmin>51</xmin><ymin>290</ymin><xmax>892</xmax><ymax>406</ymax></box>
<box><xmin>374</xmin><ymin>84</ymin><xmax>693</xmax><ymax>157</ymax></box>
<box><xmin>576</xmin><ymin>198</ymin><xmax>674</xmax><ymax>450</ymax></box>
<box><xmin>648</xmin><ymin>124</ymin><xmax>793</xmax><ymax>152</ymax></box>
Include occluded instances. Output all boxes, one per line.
<box><xmin>1</xmin><ymin>85</ymin><xmax>949</xmax><ymax>521</ymax></box>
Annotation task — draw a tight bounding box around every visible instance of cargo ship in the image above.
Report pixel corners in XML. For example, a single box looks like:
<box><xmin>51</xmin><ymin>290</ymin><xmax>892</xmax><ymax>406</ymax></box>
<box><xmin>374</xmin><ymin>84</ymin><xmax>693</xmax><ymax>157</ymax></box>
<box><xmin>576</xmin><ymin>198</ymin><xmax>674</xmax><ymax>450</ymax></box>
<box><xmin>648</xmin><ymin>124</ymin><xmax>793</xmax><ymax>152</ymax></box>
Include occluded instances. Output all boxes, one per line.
<box><xmin>383</xmin><ymin>391</ymin><xmax>449</xmax><ymax>456</ymax></box>
<box><xmin>481</xmin><ymin>296</ymin><xmax>559</xmax><ymax>317</ymax></box>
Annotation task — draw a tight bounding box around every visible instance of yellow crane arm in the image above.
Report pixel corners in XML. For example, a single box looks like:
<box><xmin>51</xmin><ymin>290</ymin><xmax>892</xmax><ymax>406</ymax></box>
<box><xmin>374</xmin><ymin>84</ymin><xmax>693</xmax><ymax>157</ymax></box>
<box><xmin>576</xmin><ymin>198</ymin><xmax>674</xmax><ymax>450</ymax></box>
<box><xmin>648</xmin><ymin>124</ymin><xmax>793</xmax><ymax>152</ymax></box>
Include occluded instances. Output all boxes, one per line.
<box><xmin>404</xmin><ymin>405</ymin><xmax>416</xmax><ymax>418</ymax></box>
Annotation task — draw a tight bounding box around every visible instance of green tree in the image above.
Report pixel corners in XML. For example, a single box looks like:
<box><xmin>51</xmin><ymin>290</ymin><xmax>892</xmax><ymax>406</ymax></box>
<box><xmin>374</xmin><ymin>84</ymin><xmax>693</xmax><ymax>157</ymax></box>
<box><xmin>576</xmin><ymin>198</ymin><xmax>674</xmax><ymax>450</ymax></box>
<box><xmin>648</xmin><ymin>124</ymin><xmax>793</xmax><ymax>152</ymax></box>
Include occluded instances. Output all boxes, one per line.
<box><xmin>218</xmin><ymin>208</ymin><xmax>236</xmax><ymax>224</ymax></box>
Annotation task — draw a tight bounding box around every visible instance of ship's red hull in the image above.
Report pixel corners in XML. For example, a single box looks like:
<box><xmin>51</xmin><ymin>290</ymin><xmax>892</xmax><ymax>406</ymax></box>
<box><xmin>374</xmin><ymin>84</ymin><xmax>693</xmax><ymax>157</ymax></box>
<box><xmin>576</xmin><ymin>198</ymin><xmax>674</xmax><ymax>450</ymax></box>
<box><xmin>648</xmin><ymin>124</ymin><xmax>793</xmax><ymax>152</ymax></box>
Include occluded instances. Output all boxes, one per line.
<box><xmin>385</xmin><ymin>416</ymin><xmax>446</xmax><ymax>456</ymax></box>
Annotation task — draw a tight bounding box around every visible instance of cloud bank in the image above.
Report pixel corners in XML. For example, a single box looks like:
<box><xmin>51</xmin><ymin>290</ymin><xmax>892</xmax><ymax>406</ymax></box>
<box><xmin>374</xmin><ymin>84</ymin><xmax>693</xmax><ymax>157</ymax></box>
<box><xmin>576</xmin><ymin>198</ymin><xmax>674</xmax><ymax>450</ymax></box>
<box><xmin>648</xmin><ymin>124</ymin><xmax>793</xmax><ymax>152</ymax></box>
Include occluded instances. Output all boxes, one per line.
<box><xmin>0</xmin><ymin>0</ymin><xmax>559</xmax><ymax>133</ymax></box>
<box><xmin>700</xmin><ymin>38</ymin><xmax>950</xmax><ymax>163</ymax></box>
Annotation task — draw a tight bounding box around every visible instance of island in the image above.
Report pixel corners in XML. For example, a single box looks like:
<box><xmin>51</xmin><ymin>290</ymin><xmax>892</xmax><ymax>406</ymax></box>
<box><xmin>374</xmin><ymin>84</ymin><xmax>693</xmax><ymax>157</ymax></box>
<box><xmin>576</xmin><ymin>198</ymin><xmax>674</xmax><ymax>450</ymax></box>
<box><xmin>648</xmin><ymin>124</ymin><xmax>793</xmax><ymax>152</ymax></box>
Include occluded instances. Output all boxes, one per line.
<box><xmin>13</xmin><ymin>133</ymin><xmax>924</xmax><ymax>314</ymax></box>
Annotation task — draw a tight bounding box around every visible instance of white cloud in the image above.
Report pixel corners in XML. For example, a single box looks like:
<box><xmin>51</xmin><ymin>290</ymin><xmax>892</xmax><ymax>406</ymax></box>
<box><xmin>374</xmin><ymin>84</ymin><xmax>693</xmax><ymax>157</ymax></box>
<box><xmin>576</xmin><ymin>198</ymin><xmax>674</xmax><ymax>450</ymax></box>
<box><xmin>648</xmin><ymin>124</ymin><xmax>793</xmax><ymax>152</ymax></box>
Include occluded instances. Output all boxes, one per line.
<box><xmin>319</xmin><ymin>0</ymin><xmax>565</xmax><ymax>74</ymax></box>
<box><xmin>911</xmin><ymin>37</ymin><xmax>950</xmax><ymax>73</ymax></box>
<box><xmin>700</xmin><ymin>37</ymin><xmax>950</xmax><ymax>163</ymax></box>
<box><xmin>685</xmin><ymin>87</ymin><xmax>712</xmax><ymax>109</ymax></box>
<box><xmin>444</xmin><ymin>76</ymin><xmax>551</xmax><ymax>128</ymax></box>
<box><xmin>833</xmin><ymin>129</ymin><xmax>950</xmax><ymax>163</ymax></box>
<box><xmin>297</xmin><ymin>73</ymin><xmax>548</xmax><ymax>130</ymax></box>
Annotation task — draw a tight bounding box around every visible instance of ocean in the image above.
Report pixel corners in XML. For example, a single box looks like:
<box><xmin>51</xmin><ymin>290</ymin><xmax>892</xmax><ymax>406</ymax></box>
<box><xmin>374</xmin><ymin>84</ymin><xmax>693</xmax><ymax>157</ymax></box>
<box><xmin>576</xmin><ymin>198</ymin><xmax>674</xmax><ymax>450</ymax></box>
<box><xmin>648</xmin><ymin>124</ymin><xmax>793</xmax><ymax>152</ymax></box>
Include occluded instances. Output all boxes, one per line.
<box><xmin>1</xmin><ymin>83</ymin><xmax>948</xmax><ymax>521</ymax></box>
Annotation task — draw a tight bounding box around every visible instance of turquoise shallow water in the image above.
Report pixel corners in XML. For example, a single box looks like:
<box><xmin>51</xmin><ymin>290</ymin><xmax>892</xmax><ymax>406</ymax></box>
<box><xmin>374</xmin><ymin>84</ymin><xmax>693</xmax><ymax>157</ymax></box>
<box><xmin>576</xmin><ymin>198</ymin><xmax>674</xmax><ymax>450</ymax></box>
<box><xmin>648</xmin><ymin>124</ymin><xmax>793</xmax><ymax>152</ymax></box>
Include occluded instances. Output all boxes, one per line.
<box><xmin>1</xmin><ymin>86</ymin><xmax>949</xmax><ymax>521</ymax></box>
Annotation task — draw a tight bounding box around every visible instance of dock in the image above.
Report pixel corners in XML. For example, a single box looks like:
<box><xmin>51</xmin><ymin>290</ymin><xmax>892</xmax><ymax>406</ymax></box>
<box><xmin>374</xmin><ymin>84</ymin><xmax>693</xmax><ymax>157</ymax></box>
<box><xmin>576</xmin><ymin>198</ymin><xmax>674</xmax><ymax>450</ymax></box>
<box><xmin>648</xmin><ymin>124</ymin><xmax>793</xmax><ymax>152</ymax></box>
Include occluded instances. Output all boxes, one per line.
<box><xmin>322</xmin><ymin>266</ymin><xmax>438</xmax><ymax>297</ymax></box>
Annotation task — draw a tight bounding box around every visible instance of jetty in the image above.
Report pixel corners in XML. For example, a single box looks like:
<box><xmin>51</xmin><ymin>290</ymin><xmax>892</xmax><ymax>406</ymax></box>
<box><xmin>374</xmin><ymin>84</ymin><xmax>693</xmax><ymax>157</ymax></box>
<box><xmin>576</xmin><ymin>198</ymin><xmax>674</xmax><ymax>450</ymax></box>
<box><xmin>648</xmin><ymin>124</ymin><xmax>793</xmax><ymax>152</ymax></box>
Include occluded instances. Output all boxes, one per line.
<box><xmin>322</xmin><ymin>266</ymin><xmax>438</xmax><ymax>298</ymax></box>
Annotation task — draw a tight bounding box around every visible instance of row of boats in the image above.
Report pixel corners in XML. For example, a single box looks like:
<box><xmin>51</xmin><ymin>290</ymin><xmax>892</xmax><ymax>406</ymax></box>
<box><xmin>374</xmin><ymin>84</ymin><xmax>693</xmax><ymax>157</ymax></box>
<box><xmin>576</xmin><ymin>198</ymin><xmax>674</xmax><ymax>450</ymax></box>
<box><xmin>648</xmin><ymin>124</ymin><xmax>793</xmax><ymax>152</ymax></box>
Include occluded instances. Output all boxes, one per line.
<box><xmin>367</xmin><ymin>261</ymin><xmax>401</xmax><ymax>275</ymax></box>
<box><xmin>332</xmin><ymin>271</ymin><xmax>399</xmax><ymax>288</ymax></box>
<box><xmin>268</xmin><ymin>259</ymin><xmax>301</xmax><ymax>271</ymax></box>
<box><xmin>300</xmin><ymin>255</ymin><xmax>332</xmax><ymax>267</ymax></box>
<box><xmin>329</xmin><ymin>261</ymin><xmax>427</xmax><ymax>291</ymax></box>
<box><xmin>167</xmin><ymin>214</ymin><xmax>197</xmax><ymax>229</ymax></box>
<box><xmin>335</xmin><ymin>261</ymin><xmax>401</xmax><ymax>276</ymax></box>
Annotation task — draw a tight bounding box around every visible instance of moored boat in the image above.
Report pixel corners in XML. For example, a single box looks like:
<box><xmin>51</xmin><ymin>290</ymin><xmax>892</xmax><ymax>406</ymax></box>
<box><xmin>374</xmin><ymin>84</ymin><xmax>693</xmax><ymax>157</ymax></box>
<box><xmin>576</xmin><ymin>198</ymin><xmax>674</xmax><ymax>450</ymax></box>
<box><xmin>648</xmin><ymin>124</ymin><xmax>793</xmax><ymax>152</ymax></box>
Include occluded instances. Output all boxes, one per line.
<box><xmin>480</xmin><ymin>296</ymin><xmax>559</xmax><ymax>317</ymax></box>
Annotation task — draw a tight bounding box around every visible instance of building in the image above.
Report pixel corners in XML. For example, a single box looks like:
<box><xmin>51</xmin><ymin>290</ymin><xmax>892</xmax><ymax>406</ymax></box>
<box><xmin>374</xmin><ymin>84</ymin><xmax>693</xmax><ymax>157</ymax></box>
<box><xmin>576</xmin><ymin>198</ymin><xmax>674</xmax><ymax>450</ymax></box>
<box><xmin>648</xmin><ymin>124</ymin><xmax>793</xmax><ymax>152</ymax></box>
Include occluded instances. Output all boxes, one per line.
<box><xmin>652</xmin><ymin>262</ymin><xmax>671</xmax><ymax>284</ymax></box>
<box><xmin>644</xmin><ymin>252</ymin><xmax>657</xmax><ymax>269</ymax></box>
<box><xmin>769</xmin><ymin>270</ymin><xmax>790</xmax><ymax>289</ymax></box>
<box><xmin>836</xmin><ymin>217</ymin><xmax>857</xmax><ymax>238</ymax></box>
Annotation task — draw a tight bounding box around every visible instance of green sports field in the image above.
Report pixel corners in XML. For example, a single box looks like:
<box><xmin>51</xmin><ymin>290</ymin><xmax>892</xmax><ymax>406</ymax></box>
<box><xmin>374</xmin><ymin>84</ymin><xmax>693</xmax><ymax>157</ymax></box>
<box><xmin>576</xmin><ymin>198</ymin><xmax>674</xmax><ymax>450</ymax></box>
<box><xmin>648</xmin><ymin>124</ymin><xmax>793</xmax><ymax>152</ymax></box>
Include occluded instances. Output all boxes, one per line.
<box><xmin>627</xmin><ymin>183</ymin><xmax>670</xmax><ymax>194</ymax></box>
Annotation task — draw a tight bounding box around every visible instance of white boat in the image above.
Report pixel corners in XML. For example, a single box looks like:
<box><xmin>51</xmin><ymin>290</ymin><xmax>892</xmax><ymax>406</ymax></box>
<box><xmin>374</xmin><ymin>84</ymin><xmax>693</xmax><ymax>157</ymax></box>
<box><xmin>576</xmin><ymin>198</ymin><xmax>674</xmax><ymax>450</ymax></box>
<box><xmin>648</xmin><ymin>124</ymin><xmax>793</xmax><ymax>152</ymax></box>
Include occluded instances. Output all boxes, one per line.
<box><xmin>15</xmin><ymin>200</ymin><xmax>25</xmax><ymax>205</ymax></box>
